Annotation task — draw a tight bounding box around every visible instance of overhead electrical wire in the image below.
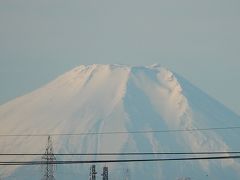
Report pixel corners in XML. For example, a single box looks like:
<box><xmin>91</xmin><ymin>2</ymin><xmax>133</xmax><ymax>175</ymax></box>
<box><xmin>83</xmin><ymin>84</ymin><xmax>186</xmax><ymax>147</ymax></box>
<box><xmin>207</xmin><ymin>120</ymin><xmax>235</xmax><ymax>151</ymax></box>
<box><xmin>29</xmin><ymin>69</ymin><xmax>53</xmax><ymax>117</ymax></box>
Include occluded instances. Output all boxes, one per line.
<box><xmin>0</xmin><ymin>126</ymin><xmax>240</xmax><ymax>137</ymax></box>
<box><xmin>0</xmin><ymin>151</ymin><xmax>240</xmax><ymax>156</ymax></box>
<box><xmin>1</xmin><ymin>155</ymin><xmax>240</xmax><ymax>166</ymax></box>
<box><xmin>1</xmin><ymin>126</ymin><xmax>240</xmax><ymax>167</ymax></box>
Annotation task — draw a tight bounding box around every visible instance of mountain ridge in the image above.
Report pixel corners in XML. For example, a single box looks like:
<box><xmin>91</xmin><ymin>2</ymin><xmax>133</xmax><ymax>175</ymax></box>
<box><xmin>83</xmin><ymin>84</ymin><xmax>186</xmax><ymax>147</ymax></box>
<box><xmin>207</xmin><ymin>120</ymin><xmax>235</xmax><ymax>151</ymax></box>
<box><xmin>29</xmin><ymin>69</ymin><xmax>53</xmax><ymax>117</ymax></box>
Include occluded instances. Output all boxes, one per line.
<box><xmin>0</xmin><ymin>64</ymin><xmax>240</xmax><ymax>179</ymax></box>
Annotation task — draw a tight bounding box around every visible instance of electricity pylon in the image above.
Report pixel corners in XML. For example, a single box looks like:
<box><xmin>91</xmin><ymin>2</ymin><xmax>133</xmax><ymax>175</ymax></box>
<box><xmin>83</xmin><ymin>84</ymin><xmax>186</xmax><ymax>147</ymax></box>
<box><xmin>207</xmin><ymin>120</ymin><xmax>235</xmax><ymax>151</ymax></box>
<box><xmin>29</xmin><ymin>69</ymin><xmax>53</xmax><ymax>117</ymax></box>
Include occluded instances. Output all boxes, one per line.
<box><xmin>101</xmin><ymin>165</ymin><xmax>108</xmax><ymax>180</ymax></box>
<box><xmin>89</xmin><ymin>164</ymin><xmax>97</xmax><ymax>180</ymax></box>
<box><xmin>41</xmin><ymin>136</ymin><xmax>56</xmax><ymax>180</ymax></box>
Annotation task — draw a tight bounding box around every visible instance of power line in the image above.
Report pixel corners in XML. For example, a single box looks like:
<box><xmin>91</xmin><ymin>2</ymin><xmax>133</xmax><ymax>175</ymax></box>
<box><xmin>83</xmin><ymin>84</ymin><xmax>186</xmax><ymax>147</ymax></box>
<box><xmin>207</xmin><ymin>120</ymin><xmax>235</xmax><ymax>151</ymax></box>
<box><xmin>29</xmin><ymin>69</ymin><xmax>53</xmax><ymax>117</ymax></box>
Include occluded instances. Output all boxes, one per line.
<box><xmin>0</xmin><ymin>126</ymin><xmax>240</xmax><ymax>137</ymax></box>
<box><xmin>1</xmin><ymin>155</ymin><xmax>240</xmax><ymax>166</ymax></box>
<box><xmin>1</xmin><ymin>151</ymin><xmax>240</xmax><ymax>156</ymax></box>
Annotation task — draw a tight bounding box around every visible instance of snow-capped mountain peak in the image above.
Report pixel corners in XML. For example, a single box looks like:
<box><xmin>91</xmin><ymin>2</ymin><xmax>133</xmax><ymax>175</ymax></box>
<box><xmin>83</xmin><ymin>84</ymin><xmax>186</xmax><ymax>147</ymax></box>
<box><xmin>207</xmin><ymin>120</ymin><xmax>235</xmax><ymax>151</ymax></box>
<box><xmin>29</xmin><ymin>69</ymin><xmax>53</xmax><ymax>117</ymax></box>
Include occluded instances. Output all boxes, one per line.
<box><xmin>0</xmin><ymin>64</ymin><xmax>240</xmax><ymax>179</ymax></box>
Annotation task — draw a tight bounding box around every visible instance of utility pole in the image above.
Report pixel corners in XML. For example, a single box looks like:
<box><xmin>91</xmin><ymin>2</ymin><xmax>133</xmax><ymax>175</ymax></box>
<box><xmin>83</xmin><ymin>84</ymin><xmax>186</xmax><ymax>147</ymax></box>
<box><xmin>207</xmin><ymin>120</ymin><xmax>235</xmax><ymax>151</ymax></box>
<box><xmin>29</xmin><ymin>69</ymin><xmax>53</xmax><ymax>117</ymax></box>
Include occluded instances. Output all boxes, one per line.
<box><xmin>42</xmin><ymin>136</ymin><xmax>56</xmax><ymax>180</ymax></box>
<box><xmin>101</xmin><ymin>165</ymin><xmax>108</xmax><ymax>180</ymax></box>
<box><xmin>89</xmin><ymin>164</ymin><xmax>97</xmax><ymax>180</ymax></box>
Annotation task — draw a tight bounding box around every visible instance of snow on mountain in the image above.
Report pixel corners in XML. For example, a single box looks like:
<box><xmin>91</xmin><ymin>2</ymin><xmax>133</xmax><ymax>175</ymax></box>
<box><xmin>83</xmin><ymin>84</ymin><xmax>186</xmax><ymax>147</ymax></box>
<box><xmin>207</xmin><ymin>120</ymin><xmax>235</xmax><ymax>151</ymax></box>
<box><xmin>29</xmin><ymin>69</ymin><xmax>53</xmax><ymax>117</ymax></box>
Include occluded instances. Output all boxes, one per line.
<box><xmin>0</xmin><ymin>64</ymin><xmax>240</xmax><ymax>179</ymax></box>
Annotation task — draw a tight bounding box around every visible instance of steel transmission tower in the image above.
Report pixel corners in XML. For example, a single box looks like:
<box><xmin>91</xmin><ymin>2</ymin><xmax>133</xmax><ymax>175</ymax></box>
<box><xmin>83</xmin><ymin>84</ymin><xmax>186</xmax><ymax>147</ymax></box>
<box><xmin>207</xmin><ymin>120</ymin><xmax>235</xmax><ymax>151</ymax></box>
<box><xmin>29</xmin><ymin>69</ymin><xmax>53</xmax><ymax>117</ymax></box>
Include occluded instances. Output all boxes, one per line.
<box><xmin>41</xmin><ymin>136</ymin><xmax>56</xmax><ymax>180</ymax></box>
<box><xmin>101</xmin><ymin>165</ymin><xmax>108</xmax><ymax>180</ymax></box>
<box><xmin>89</xmin><ymin>164</ymin><xmax>97</xmax><ymax>180</ymax></box>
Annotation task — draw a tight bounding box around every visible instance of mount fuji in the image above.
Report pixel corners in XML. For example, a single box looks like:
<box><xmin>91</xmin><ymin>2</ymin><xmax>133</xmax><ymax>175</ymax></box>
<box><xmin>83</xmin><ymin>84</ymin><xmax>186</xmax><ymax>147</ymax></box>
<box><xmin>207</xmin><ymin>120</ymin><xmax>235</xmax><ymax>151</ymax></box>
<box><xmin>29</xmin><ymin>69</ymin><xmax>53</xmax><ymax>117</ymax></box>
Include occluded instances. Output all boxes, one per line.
<box><xmin>0</xmin><ymin>64</ymin><xmax>240</xmax><ymax>180</ymax></box>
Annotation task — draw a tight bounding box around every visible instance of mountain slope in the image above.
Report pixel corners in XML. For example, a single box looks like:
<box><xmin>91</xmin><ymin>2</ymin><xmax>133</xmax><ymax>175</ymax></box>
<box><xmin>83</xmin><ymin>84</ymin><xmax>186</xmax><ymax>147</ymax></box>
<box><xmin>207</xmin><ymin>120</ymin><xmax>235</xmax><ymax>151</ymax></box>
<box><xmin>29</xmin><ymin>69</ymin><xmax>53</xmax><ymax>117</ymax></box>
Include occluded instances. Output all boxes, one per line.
<box><xmin>0</xmin><ymin>64</ymin><xmax>240</xmax><ymax>180</ymax></box>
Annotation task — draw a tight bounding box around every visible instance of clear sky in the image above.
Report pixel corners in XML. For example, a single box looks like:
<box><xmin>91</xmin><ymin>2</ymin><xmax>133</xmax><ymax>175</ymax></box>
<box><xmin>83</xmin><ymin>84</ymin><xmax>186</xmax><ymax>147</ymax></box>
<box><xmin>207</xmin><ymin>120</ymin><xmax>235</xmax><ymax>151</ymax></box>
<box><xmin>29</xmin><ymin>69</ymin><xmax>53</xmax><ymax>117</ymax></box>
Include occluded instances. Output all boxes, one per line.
<box><xmin>0</xmin><ymin>0</ymin><xmax>239</xmax><ymax>115</ymax></box>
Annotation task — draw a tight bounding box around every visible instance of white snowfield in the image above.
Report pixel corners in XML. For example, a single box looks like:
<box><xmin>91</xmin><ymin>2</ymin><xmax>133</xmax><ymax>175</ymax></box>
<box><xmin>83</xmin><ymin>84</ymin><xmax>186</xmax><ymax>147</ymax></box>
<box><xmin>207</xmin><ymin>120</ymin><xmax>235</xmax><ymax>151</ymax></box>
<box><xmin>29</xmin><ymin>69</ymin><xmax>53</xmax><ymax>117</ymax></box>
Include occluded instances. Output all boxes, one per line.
<box><xmin>0</xmin><ymin>64</ymin><xmax>240</xmax><ymax>179</ymax></box>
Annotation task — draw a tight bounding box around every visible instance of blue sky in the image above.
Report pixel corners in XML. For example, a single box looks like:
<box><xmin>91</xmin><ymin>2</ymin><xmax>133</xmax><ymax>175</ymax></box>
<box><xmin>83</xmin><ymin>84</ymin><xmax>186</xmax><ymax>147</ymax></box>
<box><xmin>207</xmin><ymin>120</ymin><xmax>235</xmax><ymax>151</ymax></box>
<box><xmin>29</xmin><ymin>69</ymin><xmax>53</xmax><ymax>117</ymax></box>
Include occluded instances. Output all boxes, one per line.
<box><xmin>0</xmin><ymin>0</ymin><xmax>239</xmax><ymax>115</ymax></box>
